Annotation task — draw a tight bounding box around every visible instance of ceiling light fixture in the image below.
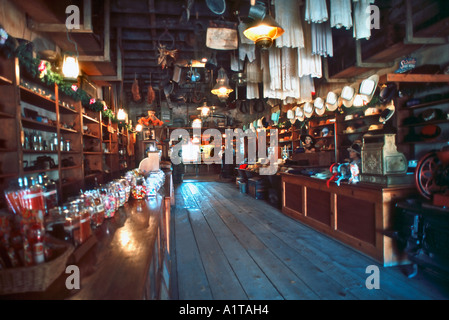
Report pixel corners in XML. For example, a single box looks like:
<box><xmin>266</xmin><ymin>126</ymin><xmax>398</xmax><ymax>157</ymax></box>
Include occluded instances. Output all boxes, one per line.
<box><xmin>62</xmin><ymin>29</ymin><xmax>80</xmax><ymax>82</ymax></box>
<box><xmin>211</xmin><ymin>67</ymin><xmax>233</xmax><ymax>101</ymax></box>
<box><xmin>197</xmin><ymin>101</ymin><xmax>211</xmax><ymax>118</ymax></box>
<box><xmin>243</xmin><ymin>1</ymin><xmax>284</xmax><ymax>49</ymax></box>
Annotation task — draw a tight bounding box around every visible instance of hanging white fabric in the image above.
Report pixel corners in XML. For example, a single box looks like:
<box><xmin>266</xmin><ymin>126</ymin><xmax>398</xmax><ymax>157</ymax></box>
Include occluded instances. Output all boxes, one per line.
<box><xmin>297</xmin><ymin>21</ymin><xmax>322</xmax><ymax>78</ymax></box>
<box><xmin>305</xmin><ymin>0</ymin><xmax>328</xmax><ymax>24</ymax></box>
<box><xmin>237</xmin><ymin>22</ymin><xmax>256</xmax><ymax>63</ymax></box>
<box><xmin>330</xmin><ymin>0</ymin><xmax>353</xmax><ymax>30</ymax></box>
<box><xmin>311</xmin><ymin>21</ymin><xmax>333</xmax><ymax>57</ymax></box>
<box><xmin>246</xmin><ymin>82</ymin><xmax>260</xmax><ymax>99</ymax></box>
<box><xmin>353</xmin><ymin>0</ymin><xmax>375</xmax><ymax>40</ymax></box>
<box><xmin>230</xmin><ymin>51</ymin><xmax>243</xmax><ymax>71</ymax></box>
<box><xmin>274</xmin><ymin>0</ymin><xmax>305</xmax><ymax>48</ymax></box>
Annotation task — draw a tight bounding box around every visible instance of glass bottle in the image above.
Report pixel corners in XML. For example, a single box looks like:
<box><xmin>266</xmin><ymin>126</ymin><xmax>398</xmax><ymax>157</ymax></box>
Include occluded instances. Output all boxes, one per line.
<box><xmin>42</xmin><ymin>175</ymin><xmax>59</xmax><ymax>215</ymax></box>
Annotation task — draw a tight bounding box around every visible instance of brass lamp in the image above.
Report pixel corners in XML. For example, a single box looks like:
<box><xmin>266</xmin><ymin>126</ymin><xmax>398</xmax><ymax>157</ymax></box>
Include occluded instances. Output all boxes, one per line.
<box><xmin>211</xmin><ymin>67</ymin><xmax>233</xmax><ymax>101</ymax></box>
<box><xmin>243</xmin><ymin>1</ymin><xmax>284</xmax><ymax>49</ymax></box>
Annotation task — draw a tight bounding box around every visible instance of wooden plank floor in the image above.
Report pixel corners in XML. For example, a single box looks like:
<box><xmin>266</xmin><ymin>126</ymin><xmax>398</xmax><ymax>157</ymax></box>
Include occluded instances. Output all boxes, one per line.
<box><xmin>169</xmin><ymin>178</ymin><xmax>449</xmax><ymax>300</ymax></box>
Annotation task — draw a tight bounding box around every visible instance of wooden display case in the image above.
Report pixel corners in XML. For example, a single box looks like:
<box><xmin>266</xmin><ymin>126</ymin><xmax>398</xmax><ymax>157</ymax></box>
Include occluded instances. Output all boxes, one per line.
<box><xmin>281</xmin><ymin>173</ymin><xmax>417</xmax><ymax>266</ymax></box>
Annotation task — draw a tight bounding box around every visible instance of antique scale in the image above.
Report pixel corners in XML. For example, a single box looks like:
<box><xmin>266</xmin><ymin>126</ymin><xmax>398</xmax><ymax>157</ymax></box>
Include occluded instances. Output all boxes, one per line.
<box><xmin>360</xmin><ymin>133</ymin><xmax>413</xmax><ymax>185</ymax></box>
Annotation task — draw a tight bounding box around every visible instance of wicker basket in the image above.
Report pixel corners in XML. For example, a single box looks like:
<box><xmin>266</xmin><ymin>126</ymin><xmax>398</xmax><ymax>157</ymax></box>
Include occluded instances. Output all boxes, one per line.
<box><xmin>0</xmin><ymin>243</ymin><xmax>74</xmax><ymax>295</ymax></box>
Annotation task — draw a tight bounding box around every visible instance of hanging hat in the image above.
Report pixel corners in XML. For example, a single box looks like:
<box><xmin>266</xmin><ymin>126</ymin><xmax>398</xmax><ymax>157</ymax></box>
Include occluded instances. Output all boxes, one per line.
<box><xmin>341</xmin><ymin>85</ymin><xmax>356</xmax><ymax>108</ymax></box>
<box><xmin>314</xmin><ymin>97</ymin><xmax>325</xmax><ymax>116</ymax></box>
<box><xmin>325</xmin><ymin>92</ymin><xmax>339</xmax><ymax>111</ymax></box>
<box><xmin>304</xmin><ymin>102</ymin><xmax>314</xmax><ymax>118</ymax></box>
<box><xmin>359</xmin><ymin>74</ymin><xmax>379</xmax><ymax>103</ymax></box>
<box><xmin>379</xmin><ymin>100</ymin><xmax>395</xmax><ymax>123</ymax></box>
<box><xmin>295</xmin><ymin>105</ymin><xmax>305</xmax><ymax>121</ymax></box>
<box><xmin>287</xmin><ymin>109</ymin><xmax>294</xmax><ymax>120</ymax></box>
<box><xmin>379</xmin><ymin>83</ymin><xmax>397</xmax><ymax>104</ymax></box>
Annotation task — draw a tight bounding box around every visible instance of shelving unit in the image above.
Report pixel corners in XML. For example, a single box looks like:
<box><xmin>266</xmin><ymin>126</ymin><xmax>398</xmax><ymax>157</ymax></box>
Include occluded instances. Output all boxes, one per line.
<box><xmin>335</xmin><ymin>110</ymin><xmax>385</xmax><ymax>163</ymax></box>
<box><xmin>0</xmin><ymin>55</ymin><xmax>131</xmax><ymax>207</ymax></box>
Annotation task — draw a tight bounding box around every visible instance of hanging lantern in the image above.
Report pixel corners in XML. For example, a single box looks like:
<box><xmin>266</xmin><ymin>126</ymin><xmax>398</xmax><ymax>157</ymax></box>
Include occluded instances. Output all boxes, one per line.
<box><xmin>117</xmin><ymin>108</ymin><xmax>127</xmax><ymax>121</ymax></box>
<box><xmin>243</xmin><ymin>1</ymin><xmax>284</xmax><ymax>49</ymax></box>
<box><xmin>211</xmin><ymin>68</ymin><xmax>233</xmax><ymax>101</ymax></box>
<box><xmin>197</xmin><ymin>102</ymin><xmax>211</xmax><ymax>118</ymax></box>
<box><xmin>62</xmin><ymin>53</ymin><xmax>80</xmax><ymax>82</ymax></box>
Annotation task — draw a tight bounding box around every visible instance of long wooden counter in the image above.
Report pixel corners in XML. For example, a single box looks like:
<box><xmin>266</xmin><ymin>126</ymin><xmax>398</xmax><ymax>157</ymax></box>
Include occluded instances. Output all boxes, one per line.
<box><xmin>281</xmin><ymin>173</ymin><xmax>417</xmax><ymax>266</ymax></box>
<box><xmin>1</xmin><ymin>177</ymin><xmax>172</xmax><ymax>300</ymax></box>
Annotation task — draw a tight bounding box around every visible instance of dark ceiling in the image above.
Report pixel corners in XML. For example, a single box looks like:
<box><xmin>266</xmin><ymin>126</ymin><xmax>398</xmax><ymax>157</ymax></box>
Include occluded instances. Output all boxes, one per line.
<box><xmin>10</xmin><ymin>0</ymin><xmax>449</xmax><ymax>111</ymax></box>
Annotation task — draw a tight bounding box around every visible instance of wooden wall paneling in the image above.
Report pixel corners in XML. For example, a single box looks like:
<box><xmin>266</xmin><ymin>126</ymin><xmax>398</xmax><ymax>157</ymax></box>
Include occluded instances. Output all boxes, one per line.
<box><xmin>306</xmin><ymin>188</ymin><xmax>332</xmax><ymax>226</ymax></box>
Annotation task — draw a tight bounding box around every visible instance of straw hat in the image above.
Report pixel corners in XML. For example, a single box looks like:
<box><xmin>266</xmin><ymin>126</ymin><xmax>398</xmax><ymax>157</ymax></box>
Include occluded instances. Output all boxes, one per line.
<box><xmin>341</xmin><ymin>85</ymin><xmax>356</xmax><ymax>108</ymax></box>
<box><xmin>325</xmin><ymin>92</ymin><xmax>338</xmax><ymax>111</ymax></box>
<box><xmin>359</xmin><ymin>75</ymin><xmax>379</xmax><ymax>103</ymax></box>
<box><xmin>303</xmin><ymin>102</ymin><xmax>314</xmax><ymax>118</ymax></box>
<box><xmin>295</xmin><ymin>105</ymin><xmax>305</xmax><ymax>121</ymax></box>
<box><xmin>314</xmin><ymin>97</ymin><xmax>325</xmax><ymax>116</ymax></box>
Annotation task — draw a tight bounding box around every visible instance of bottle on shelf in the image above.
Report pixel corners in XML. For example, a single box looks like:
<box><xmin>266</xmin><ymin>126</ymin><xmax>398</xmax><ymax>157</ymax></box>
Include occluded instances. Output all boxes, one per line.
<box><xmin>60</xmin><ymin>135</ymin><xmax>64</xmax><ymax>152</ymax></box>
<box><xmin>52</xmin><ymin>133</ymin><xmax>58</xmax><ymax>151</ymax></box>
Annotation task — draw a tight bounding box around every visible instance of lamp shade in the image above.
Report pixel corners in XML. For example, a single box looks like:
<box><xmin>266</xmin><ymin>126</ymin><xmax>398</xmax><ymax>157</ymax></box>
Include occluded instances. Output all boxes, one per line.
<box><xmin>243</xmin><ymin>14</ymin><xmax>284</xmax><ymax>49</ymax></box>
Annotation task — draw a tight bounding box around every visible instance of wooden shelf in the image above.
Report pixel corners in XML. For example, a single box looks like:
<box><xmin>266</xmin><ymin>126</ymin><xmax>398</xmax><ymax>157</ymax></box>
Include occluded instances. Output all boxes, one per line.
<box><xmin>401</xmin><ymin>119</ymin><xmax>449</xmax><ymax>128</ymax></box>
<box><xmin>0</xmin><ymin>75</ymin><xmax>13</xmax><ymax>85</ymax></box>
<box><xmin>60</xmin><ymin>127</ymin><xmax>78</xmax><ymax>134</ymax></box>
<box><xmin>82</xmin><ymin>114</ymin><xmax>100</xmax><ymax>123</ymax></box>
<box><xmin>22</xmin><ymin>118</ymin><xmax>58</xmax><ymax>132</ymax></box>
<box><xmin>0</xmin><ymin>111</ymin><xmax>14</xmax><ymax>119</ymax></box>
<box><xmin>23</xmin><ymin>167</ymin><xmax>59</xmax><ymax>175</ymax></box>
<box><xmin>19</xmin><ymin>85</ymin><xmax>56</xmax><ymax>112</ymax></box>
<box><xmin>380</xmin><ymin>73</ymin><xmax>449</xmax><ymax>84</ymax></box>
<box><xmin>83</xmin><ymin>132</ymin><xmax>101</xmax><ymax>139</ymax></box>
<box><xmin>59</xmin><ymin>103</ymin><xmax>78</xmax><ymax>114</ymax></box>
<box><xmin>22</xmin><ymin>149</ymin><xmax>58</xmax><ymax>154</ymax></box>
<box><xmin>402</xmin><ymin>98</ymin><xmax>449</xmax><ymax>111</ymax></box>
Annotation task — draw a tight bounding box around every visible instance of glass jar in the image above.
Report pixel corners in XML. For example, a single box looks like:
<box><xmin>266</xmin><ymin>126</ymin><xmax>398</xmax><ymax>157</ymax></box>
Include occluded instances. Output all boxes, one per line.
<box><xmin>101</xmin><ymin>184</ymin><xmax>117</xmax><ymax>218</ymax></box>
<box><xmin>47</xmin><ymin>206</ymin><xmax>68</xmax><ymax>241</ymax></box>
<box><xmin>120</xmin><ymin>178</ymin><xmax>131</xmax><ymax>203</ymax></box>
<box><xmin>131</xmin><ymin>176</ymin><xmax>146</xmax><ymax>200</ymax></box>
<box><xmin>67</xmin><ymin>199</ymin><xmax>92</xmax><ymax>246</ymax></box>
<box><xmin>114</xmin><ymin>180</ymin><xmax>126</xmax><ymax>207</ymax></box>
<box><xmin>91</xmin><ymin>189</ymin><xmax>105</xmax><ymax>227</ymax></box>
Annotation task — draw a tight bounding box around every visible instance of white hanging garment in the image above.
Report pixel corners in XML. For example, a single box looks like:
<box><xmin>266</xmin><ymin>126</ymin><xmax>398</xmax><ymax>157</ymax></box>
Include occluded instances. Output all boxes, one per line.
<box><xmin>311</xmin><ymin>21</ymin><xmax>333</xmax><ymax>57</ymax></box>
<box><xmin>238</xmin><ymin>22</ymin><xmax>256</xmax><ymax>62</ymax></box>
<box><xmin>305</xmin><ymin>0</ymin><xmax>328</xmax><ymax>24</ymax></box>
<box><xmin>297</xmin><ymin>21</ymin><xmax>322</xmax><ymax>78</ymax></box>
<box><xmin>353</xmin><ymin>0</ymin><xmax>375</xmax><ymax>40</ymax></box>
<box><xmin>274</xmin><ymin>0</ymin><xmax>305</xmax><ymax>48</ymax></box>
<box><xmin>230</xmin><ymin>52</ymin><xmax>243</xmax><ymax>71</ymax></box>
<box><xmin>246</xmin><ymin>82</ymin><xmax>259</xmax><ymax>99</ymax></box>
<box><xmin>330</xmin><ymin>0</ymin><xmax>352</xmax><ymax>29</ymax></box>
<box><xmin>299</xmin><ymin>75</ymin><xmax>315</xmax><ymax>102</ymax></box>
<box><xmin>245</xmin><ymin>59</ymin><xmax>262</xmax><ymax>83</ymax></box>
